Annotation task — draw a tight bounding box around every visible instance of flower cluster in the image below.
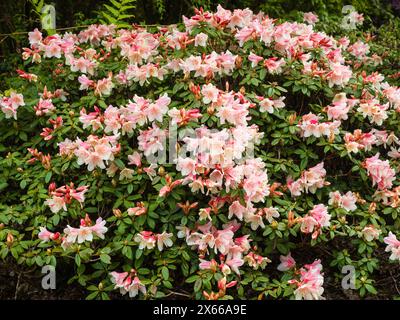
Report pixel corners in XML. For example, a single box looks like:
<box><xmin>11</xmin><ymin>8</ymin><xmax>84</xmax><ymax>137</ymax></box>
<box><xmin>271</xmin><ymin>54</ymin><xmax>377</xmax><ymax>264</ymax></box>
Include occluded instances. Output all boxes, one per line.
<box><xmin>44</xmin><ymin>182</ymin><xmax>88</xmax><ymax>213</ymax></box>
<box><xmin>289</xmin><ymin>260</ymin><xmax>324</xmax><ymax>300</ymax></box>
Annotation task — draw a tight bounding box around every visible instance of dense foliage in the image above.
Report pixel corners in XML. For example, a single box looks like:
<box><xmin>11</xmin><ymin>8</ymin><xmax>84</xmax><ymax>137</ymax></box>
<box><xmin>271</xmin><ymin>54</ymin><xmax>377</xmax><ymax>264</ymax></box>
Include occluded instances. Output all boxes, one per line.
<box><xmin>1</xmin><ymin>3</ymin><xmax>400</xmax><ymax>300</ymax></box>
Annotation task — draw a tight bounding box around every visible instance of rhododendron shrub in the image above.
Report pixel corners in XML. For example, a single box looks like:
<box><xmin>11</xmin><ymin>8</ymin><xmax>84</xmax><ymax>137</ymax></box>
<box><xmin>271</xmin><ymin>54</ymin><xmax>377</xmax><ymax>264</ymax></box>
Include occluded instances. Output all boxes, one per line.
<box><xmin>1</xmin><ymin>6</ymin><xmax>400</xmax><ymax>300</ymax></box>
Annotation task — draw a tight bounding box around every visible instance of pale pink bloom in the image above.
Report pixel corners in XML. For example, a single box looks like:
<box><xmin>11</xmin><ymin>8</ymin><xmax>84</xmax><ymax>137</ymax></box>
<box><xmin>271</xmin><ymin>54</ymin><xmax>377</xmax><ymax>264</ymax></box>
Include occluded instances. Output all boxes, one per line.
<box><xmin>361</xmin><ymin>225</ymin><xmax>381</xmax><ymax>242</ymax></box>
<box><xmin>298</xmin><ymin>113</ymin><xmax>340</xmax><ymax>138</ymax></box>
<box><xmin>300</xmin><ymin>215</ymin><xmax>319</xmax><ymax>234</ymax></box>
<box><xmin>357</xmin><ymin>99</ymin><xmax>388</xmax><ymax>126</ymax></box>
<box><xmin>228</xmin><ymin>201</ymin><xmax>246</xmax><ymax>221</ymax></box>
<box><xmin>138</xmin><ymin>124</ymin><xmax>167</xmax><ymax>157</ymax></box>
<box><xmin>134</xmin><ymin>231</ymin><xmax>156</xmax><ymax>250</ymax></box>
<box><xmin>146</xmin><ymin>93</ymin><xmax>170</xmax><ymax>122</ymax></box>
<box><xmin>214</xmin><ymin>229</ymin><xmax>234</xmax><ymax>255</ymax></box>
<box><xmin>341</xmin><ymin>191</ymin><xmax>357</xmax><ymax>211</ymax></box>
<box><xmin>248</xmin><ymin>52</ymin><xmax>263</xmax><ymax>68</ymax></box>
<box><xmin>201</xmin><ymin>83</ymin><xmax>219</xmax><ymax>104</ymax></box>
<box><xmin>199</xmin><ymin>259</ymin><xmax>218</xmax><ymax>271</ymax></box>
<box><xmin>364</xmin><ymin>154</ymin><xmax>396</xmax><ymax>190</ymax></box>
<box><xmin>337</xmin><ymin>37</ymin><xmax>350</xmax><ymax>49</ymax></box>
<box><xmin>244</xmin><ymin>212</ymin><xmax>265</xmax><ymax>230</ymax></box>
<box><xmin>76</xmin><ymin>226</ymin><xmax>93</xmax><ymax>243</ymax></box>
<box><xmin>127</xmin><ymin>206</ymin><xmax>147</xmax><ymax>217</ymax></box>
<box><xmin>277</xmin><ymin>252</ymin><xmax>296</xmax><ymax>271</ymax></box>
<box><xmin>309</xmin><ymin>204</ymin><xmax>331</xmax><ymax>228</ymax></box>
<box><xmin>328</xmin><ymin>191</ymin><xmax>342</xmax><ymax>207</ymax></box>
<box><xmin>95</xmin><ymin>77</ymin><xmax>114</xmax><ymax>96</ymax></box>
<box><xmin>348</xmin><ymin>40</ymin><xmax>370</xmax><ymax>58</ymax></box>
<box><xmin>110</xmin><ymin>272</ymin><xmax>146</xmax><ymax>298</ymax></box>
<box><xmin>194</xmin><ymin>32</ymin><xmax>208</xmax><ymax>47</ymax></box>
<box><xmin>329</xmin><ymin>191</ymin><xmax>357</xmax><ymax>211</ymax></box>
<box><xmin>90</xmin><ymin>218</ymin><xmax>108</xmax><ymax>239</ymax></box>
<box><xmin>303</xmin><ymin>12</ymin><xmax>319</xmax><ymax>25</ymax></box>
<box><xmin>34</xmin><ymin>98</ymin><xmax>55</xmax><ymax>116</ymax></box>
<box><xmin>260</xmin><ymin>96</ymin><xmax>286</xmax><ymax>114</ymax></box>
<box><xmin>234</xmin><ymin>235</ymin><xmax>252</xmax><ymax>252</ymax></box>
<box><xmin>177</xmin><ymin>157</ymin><xmax>197</xmax><ymax>176</ymax></box>
<box><xmin>261</xmin><ymin>207</ymin><xmax>280</xmax><ymax>223</ymax></box>
<box><xmin>264</xmin><ymin>57</ymin><xmax>285</xmax><ymax>74</ymax></box>
<box><xmin>326</xmin><ymin>63</ymin><xmax>352</xmax><ymax>87</ymax></box>
<box><xmin>244</xmin><ymin>252</ymin><xmax>271</xmax><ymax>270</ymax></box>
<box><xmin>63</xmin><ymin>225</ymin><xmax>79</xmax><ymax>243</ymax></box>
<box><xmin>128</xmin><ymin>151</ymin><xmax>142</xmax><ymax>167</ymax></box>
<box><xmin>326</xmin><ymin>93</ymin><xmax>351</xmax><ymax>121</ymax></box>
<box><xmin>78</xmin><ymin>75</ymin><xmax>94</xmax><ymax>90</ymax></box>
<box><xmin>347</xmin><ymin>11</ymin><xmax>364</xmax><ymax>27</ymax></box>
<box><xmin>44</xmin><ymin>43</ymin><xmax>62</xmax><ymax>59</ymax></box>
<box><xmin>38</xmin><ymin>227</ymin><xmax>59</xmax><ymax>242</ymax></box>
<box><xmin>28</xmin><ymin>28</ymin><xmax>42</xmax><ymax>45</ymax></box>
<box><xmin>45</xmin><ymin>195</ymin><xmax>67</xmax><ymax>213</ymax></box>
<box><xmin>156</xmin><ymin>231</ymin><xmax>173</xmax><ymax>251</ymax></box>
<box><xmin>384</xmin><ymin>232</ymin><xmax>400</xmax><ymax>261</ymax></box>
<box><xmin>127</xmin><ymin>277</ymin><xmax>147</xmax><ymax>298</ymax></box>
<box><xmin>225</xmin><ymin>257</ymin><xmax>244</xmax><ymax>275</ymax></box>
<box><xmin>288</xmin><ymin>162</ymin><xmax>327</xmax><ymax>196</ymax></box>
<box><xmin>292</xmin><ymin>260</ymin><xmax>324</xmax><ymax>300</ymax></box>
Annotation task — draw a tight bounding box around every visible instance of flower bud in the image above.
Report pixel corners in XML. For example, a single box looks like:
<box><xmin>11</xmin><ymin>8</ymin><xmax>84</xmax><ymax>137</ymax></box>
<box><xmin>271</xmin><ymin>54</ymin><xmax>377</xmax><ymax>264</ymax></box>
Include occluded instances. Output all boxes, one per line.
<box><xmin>288</xmin><ymin>113</ymin><xmax>297</xmax><ymax>125</ymax></box>
<box><xmin>6</xmin><ymin>232</ymin><xmax>14</xmax><ymax>246</ymax></box>
<box><xmin>235</xmin><ymin>56</ymin><xmax>243</xmax><ymax>69</ymax></box>
<box><xmin>158</xmin><ymin>166</ymin><xmax>165</xmax><ymax>176</ymax></box>
<box><xmin>113</xmin><ymin>208</ymin><xmax>122</xmax><ymax>218</ymax></box>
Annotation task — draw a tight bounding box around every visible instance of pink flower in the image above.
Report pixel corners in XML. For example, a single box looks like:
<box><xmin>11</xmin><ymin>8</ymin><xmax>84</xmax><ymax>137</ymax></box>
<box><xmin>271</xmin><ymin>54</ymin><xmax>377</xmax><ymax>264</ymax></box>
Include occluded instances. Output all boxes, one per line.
<box><xmin>127</xmin><ymin>151</ymin><xmax>142</xmax><ymax>167</ymax></box>
<box><xmin>348</xmin><ymin>40</ymin><xmax>370</xmax><ymax>58</ymax></box>
<box><xmin>201</xmin><ymin>83</ymin><xmax>219</xmax><ymax>104</ymax></box>
<box><xmin>303</xmin><ymin>12</ymin><xmax>319</xmax><ymax>25</ymax></box>
<box><xmin>95</xmin><ymin>76</ymin><xmax>114</xmax><ymax>96</ymax></box>
<box><xmin>0</xmin><ymin>92</ymin><xmax>25</xmax><ymax>119</ymax></box>
<box><xmin>361</xmin><ymin>225</ymin><xmax>381</xmax><ymax>242</ymax></box>
<box><xmin>364</xmin><ymin>154</ymin><xmax>396</xmax><ymax>190</ymax></box>
<box><xmin>134</xmin><ymin>231</ymin><xmax>156</xmax><ymax>250</ymax></box>
<box><xmin>326</xmin><ymin>63</ymin><xmax>352</xmax><ymax>88</ymax></box>
<box><xmin>291</xmin><ymin>260</ymin><xmax>324</xmax><ymax>300</ymax></box>
<box><xmin>138</xmin><ymin>124</ymin><xmax>167</xmax><ymax>157</ymax></box>
<box><xmin>300</xmin><ymin>204</ymin><xmax>331</xmax><ymax>238</ymax></box>
<box><xmin>384</xmin><ymin>232</ymin><xmax>400</xmax><ymax>261</ymax></box>
<box><xmin>28</xmin><ymin>28</ymin><xmax>42</xmax><ymax>45</ymax></box>
<box><xmin>78</xmin><ymin>75</ymin><xmax>95</xmax><ymax>90</ymax></box>
<box><xmin>264</xmin><ymin>57</ymin><xmax>285</xmax><ymax>74</ymax></box>
<box><xmin>288</xmin><ymin>162</ymin><xmax>327</xmax><ymax>196</ymax></box>
<box><xmin>156</xmin><ymin>231</ymin><xmax>173</xmax><ymax>251</ymax></box>
<box><xmin>38</xmin><ymin>227</ymin><xmax>60</xmax><ymax>242</ymax></box>
<box><xmin>277</xmin><ymin>252</ymin><xmax>296</xmax><ymax>271</ymax></box>
<box><xmin>326</xmin><ymin>93</ymin><xmax>352</xmax><ymax>121</ymax></box>
<box><xmin>357</xmin><ymin>99</ymin><xmax>388</xmax><ymax>126</ymax></box>
<box><xmin>228</xmin><ymin>201</ymin><xmax>246</xmax><ymax>221</ymax></box>
<box><xmin>110</xmin><ymin>271</ymin><xmax>146</xmax><ymax>298</ymax></box>
<box><xmin>298</xmin><ymin>113</ymin><xmax>341</xmax><ymax>138</ymax></box>
<box><xmin>248</xmin><ymin>52</ymin><xmax>263</xmax><ymax>68</ymax></box>
<box><xmin>146</xmin><ymin>93</ymin><xmax>171</xmax><ymax>122</ymax></box>
<box><xmin>194</xmin><ymin>32</ymin><xmax>208</xmax><ymax>47</ymax></box>
<box><xmin>90</xmin><ymin>218</ymin><xmax>108</xmax><ymax>239</ymax></box>
<box><xmin>45</xmin><ymin>195</ymin><xmax>67</xmax><ymax>213</ymax></box>
<box><xmin>328</xmin><ymin>191</ymin><xmax>357</xmax><ymax>211</ymax></box>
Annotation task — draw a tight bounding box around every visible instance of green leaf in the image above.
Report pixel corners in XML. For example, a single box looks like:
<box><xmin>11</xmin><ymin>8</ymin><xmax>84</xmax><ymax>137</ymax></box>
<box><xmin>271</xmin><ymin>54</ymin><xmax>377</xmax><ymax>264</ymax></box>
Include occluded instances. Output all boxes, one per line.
<box><xmin>45</xmin><ymin>171</ymin><xmax>52</xmax><ymax>184</ymax></box>
<box><xmin>161</xmin><ymin>266</ymin><xmax>169</xmax><ymax>280</ymax></box>
<box><xmin>100</xmin><ymin>254</ymin><xmax>111</xmax><ymax>264</ymax></box>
